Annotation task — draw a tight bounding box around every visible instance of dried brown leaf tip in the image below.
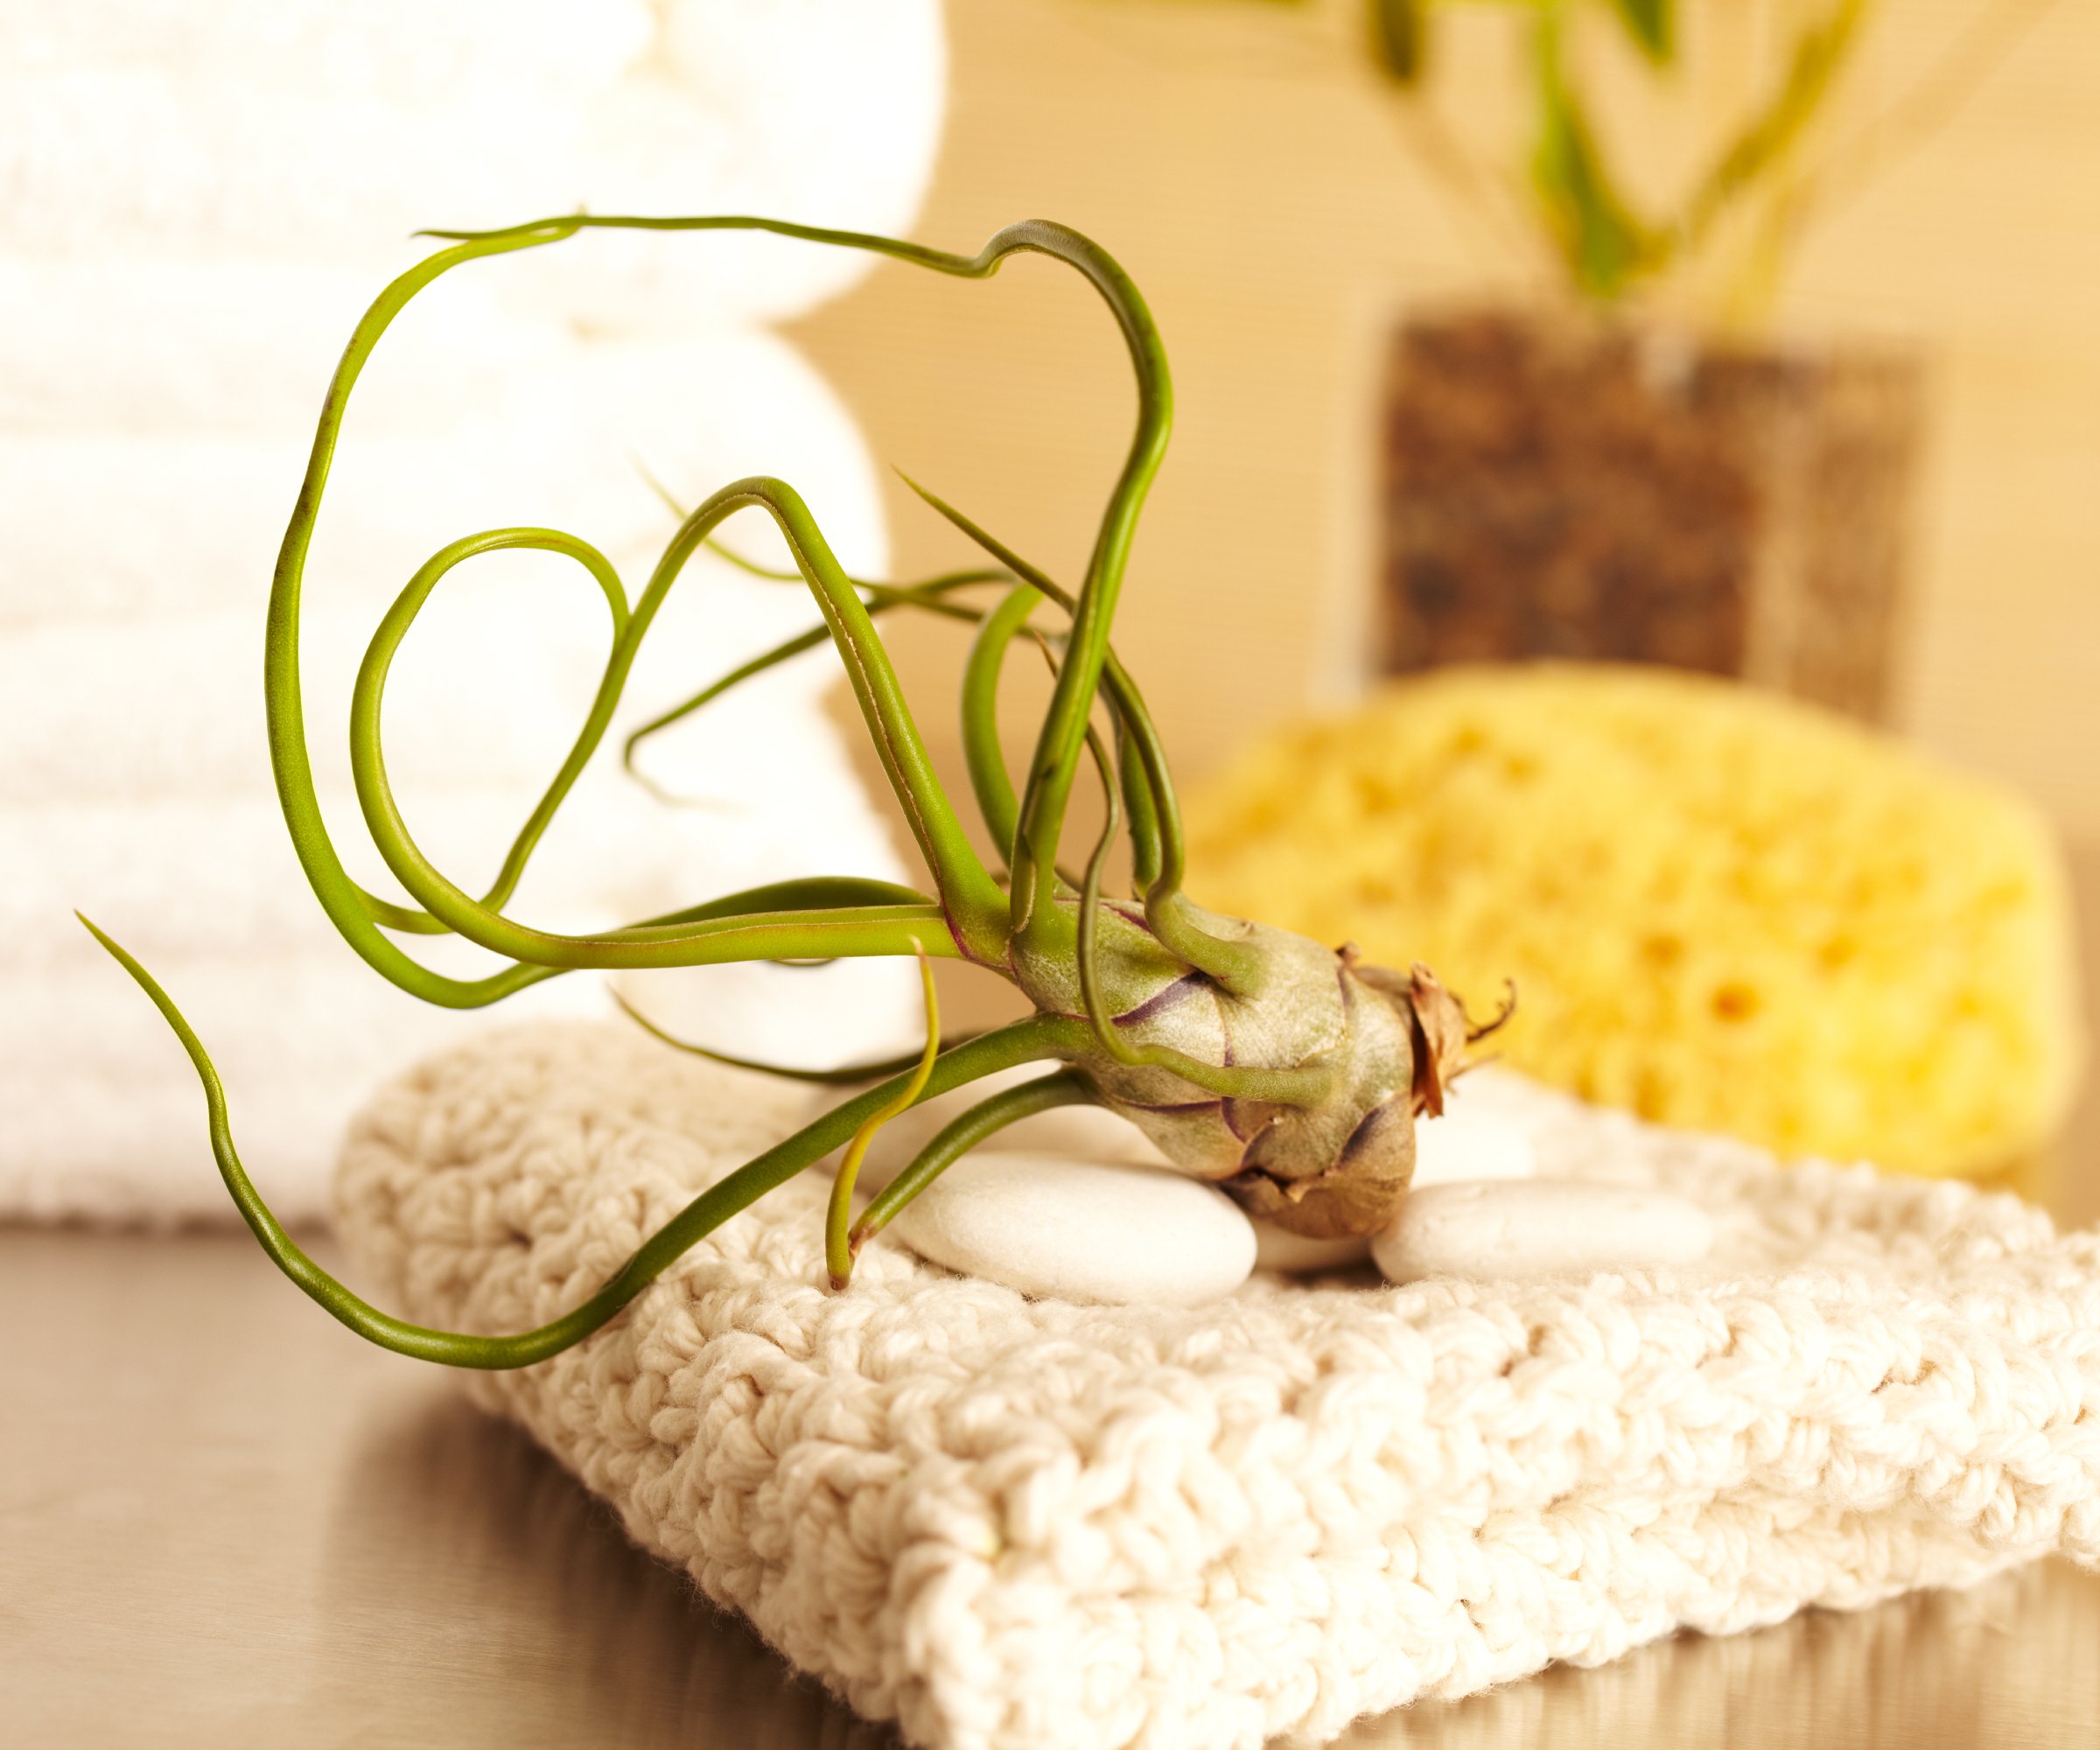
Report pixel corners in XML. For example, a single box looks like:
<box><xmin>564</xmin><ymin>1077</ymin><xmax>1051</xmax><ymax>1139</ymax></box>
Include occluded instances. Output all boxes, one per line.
<box><xmin>1354</xmin><ymin>959</ymin><xmax>1515</xmax><ymax>1117</ymax></box>
<box><xmin>1404</xmin><ymin>963</ymin><xmax>1472</xmax><ymax>1117</ymax></box>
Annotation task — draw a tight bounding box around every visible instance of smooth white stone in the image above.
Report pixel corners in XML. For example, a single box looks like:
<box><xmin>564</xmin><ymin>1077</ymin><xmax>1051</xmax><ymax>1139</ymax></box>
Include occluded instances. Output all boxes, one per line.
<box><xmin>1253</xmin><ymin>1096</ymin><xmax>1538</xmax><ymax>1273</ymax></box>
<box><xmin>987</xmin><ymin>1102</ymin><xmax>1175</xmax><ymax>1168</ymax></box>
<box><xmin>1411</xmin><ymin>1100</ymin><xmax>1536</xmax><ymax>1188</ymax></box>
<box><xmin>889</xmin><ymin>1149</ymin><xmax>1256</xmax><ymax>1308</ymax></box>
<box><xmin>1373</xmin><ymin>1179</ymin><xmax>1714</xmax><ymax>1284</ymax></box>
<box><xmin>836</xmin><ymin>1064</ymin><xmax>1171</xmax><ymax>1194</ymax></box>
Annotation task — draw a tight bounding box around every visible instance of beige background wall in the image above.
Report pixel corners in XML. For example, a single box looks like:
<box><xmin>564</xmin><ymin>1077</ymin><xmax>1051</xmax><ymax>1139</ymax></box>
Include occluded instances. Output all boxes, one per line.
<box><xmin>794</xmin><ymin>0</ymin><xmax>2099</xmax><ymax>859</ymax></box>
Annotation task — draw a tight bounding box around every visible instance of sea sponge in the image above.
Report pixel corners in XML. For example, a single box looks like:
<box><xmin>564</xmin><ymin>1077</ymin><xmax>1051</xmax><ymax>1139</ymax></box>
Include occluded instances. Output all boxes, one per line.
<box><xmin>1186</xmin><ymin>664</ymin><xmax>2083</xmax><ymax>1178</ymax></box>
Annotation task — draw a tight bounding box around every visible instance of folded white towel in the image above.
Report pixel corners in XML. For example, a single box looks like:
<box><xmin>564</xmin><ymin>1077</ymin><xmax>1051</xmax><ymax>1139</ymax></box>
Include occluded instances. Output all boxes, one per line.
<box><xmin>2</xmin><ymin>0</ymin><xmax>951</xmax><ymax>1221</ymax></box>
<box><xmin>5</xmin><ymin>333</ymin><xmax>891</xmax><ymax>802</ymax></box>
<box><xmin>0</xmin><ymin>956</ymin><xmax>604</xmax><ymax>1223</ymax></box>
<box><xmin>6</xmin><ymin>368</ymin><xmax>920</xmax><ymax>1219</ymax></box>
<box><xmin>6</xmin><ymin>728</ymin><xmax>905</xmax><ymax>963</ymax></box>
<box><xmin>508</xmin><ymin>0</ymin><xmax>950</xmax><ymax>332</ymax></box>
<box><xmin>0</xmin><ymin>258</ymin><xmax>542</xmax><ymax>436</ymax></box>
<box><xmin>0</xmin><ymin>434</ymin><xmax>388</xmax><ymax>621</ymax></box>
<box><xmin>11</xmin><ymin>1</ymin><xmax>636</xmax><ymax>94</ymax></box>
<box><xmin>0</xmin><ymin>2</ymin><xmax>946</xmax><ymax>326</ymax></box>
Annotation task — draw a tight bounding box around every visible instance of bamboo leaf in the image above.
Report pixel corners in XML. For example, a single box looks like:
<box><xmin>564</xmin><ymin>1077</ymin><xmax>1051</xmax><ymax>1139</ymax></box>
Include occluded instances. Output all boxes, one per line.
<box><xmin>1604</xmin><ymin>0</ymin><xmax>1672</xmax><ymax>63</ymax></box>
<box><xmin>1532</xmin><ymin>14</ymin><xmax>1656</xmax><ymax>298</ymax></box>
<box><xmin>1368</xmin><ymin>0</ymin><xmax>1427</xmax><ymax>84</ymax></box>
<box><xmin>1676</xmin><ymin>0</ymin><xmax>1869</xmax><ymax>250</ymax></box>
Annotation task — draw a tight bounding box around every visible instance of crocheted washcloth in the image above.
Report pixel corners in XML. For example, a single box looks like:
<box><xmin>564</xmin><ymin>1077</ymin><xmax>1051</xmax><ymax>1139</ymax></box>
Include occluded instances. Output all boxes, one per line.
<box><xmin>334</xmin><ymin>1023</ymin><xmax>2100</xmax><ymax>1750</ymax></box>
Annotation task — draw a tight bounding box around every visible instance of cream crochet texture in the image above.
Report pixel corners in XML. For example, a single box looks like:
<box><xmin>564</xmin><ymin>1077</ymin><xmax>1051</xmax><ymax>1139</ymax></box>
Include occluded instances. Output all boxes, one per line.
<box><xmin>334</xmin><ymin>1023</ymin><xmax>2100</xmax><ymax>1750</ymax></box>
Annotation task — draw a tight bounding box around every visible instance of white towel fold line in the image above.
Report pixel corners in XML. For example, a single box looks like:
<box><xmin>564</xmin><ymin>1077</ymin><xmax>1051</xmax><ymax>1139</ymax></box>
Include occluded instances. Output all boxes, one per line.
<box><xmin>0</xmin><ymin>434</ymin><xmax>392</xmax><ymax>623</ymax></box>
<box><xmin>0</xmin><ymin>956</ymin><xmax>610</xmax><ymax>1224</ymax></box>
<box><xmin>31</xmin><ymin>806</ymin><xmax>920</xmax><ymax>1067</ymax></box>
<box><xmin>11</xmin><ymin>766</ymin><xmax>918</xmax><ymax>1219</ymax></box>
<box><xmin>0</xmin><ymin>257</ymin><xmax>557</xmax><ymax>436</ymax></box>
<box><xmin>5</xmin><ymin>331</ymin><xmax>900</xmax><ymax>824</ymax></box>
<box><xmin>2</xmin><ymin>962</ymin><xmax>906</xmax><ymax>1225</ymax></box>
<box><xmin>0</xmin><ymin>426</ymin><xmax>657</xmax><ymax>626</ymax></box>
<box><xmin>0</xmin><ymin>576</ymin><xmax>840</xmax><ymax>805</ymax></box>
<box><xmin>31</xmin><ymin>769</ymin><xmax>916</xmax><ymax>1001</ymax></box>
<box><xmin>0</xmin><ymin>66</ymin><xmax>561</xmax><ymax>262</ymax></box>
<box><xmin>9</xmin><ymin>743</ymin><xmax>905</xmax><ymax>962</ymax></box>
<box><xmin>2</xmin><ymin>325</ymin><xmax>895</xmax><ymax>631</ymax></box>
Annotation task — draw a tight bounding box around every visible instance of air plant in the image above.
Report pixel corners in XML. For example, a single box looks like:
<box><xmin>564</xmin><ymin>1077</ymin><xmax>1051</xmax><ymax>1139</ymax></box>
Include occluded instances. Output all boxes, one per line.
<box><xmin>87</xmin><ymin>214</ymin><xmax>1505</xmax><ymax>1370</ymax></box>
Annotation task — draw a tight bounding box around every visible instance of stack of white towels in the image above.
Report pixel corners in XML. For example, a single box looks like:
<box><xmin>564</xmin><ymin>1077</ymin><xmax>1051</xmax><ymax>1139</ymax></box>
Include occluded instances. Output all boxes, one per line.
<box><xmin>1</xmin><ymin>1</ymin><xmax>951</xmax><ymax>1220</ymax></box>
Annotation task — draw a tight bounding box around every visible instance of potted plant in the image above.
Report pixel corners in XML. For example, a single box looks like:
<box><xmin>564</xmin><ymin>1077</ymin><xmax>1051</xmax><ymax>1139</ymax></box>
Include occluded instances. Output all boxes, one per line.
<box><xmin>1092</xmin><ymin>0</ymin><xmax>2041</xmax><ymax>718</ymax></box>
<box><xmin>1356</xmin><ymin>0</ymin><xmax>2052</xmax><ymax>720</ymax></box>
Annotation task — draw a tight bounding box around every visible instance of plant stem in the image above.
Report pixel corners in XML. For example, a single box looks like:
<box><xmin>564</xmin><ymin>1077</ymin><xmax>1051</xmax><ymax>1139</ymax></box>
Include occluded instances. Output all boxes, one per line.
<box><xmin>826</xmin><ymin>946</ymin><xmax>941</xmax><ymax>1287</ymax></box>
<box><xmin>848</xmin><ymin>1070</ymin><xmax>1097</xmax><ymax>1261</ymax></box>
<box><xmin>84</xmin><ymin>910</ymin><xmax>1092</xmax><ymax>1369</ymax></box>
<box><xmin>961</xmin><ymin>583</ymin><xmax>1047</xmax><ymax>869</ymax></box>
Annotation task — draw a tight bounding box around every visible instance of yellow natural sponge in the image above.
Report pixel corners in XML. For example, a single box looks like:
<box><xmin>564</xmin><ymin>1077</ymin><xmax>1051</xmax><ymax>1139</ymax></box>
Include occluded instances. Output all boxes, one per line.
<box><xmin>1186</xmin><ymin>664</ymin><xmax>2082</xmax><ymax>1177</ymax></box>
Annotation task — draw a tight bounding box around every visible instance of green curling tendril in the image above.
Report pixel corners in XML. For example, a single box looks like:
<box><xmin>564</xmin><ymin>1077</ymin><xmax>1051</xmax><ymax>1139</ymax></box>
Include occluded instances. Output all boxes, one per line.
<box><xmin>86</xmin><ymin>213</ymin><xmax>1333</xmax><ymax>1368</ymax></box>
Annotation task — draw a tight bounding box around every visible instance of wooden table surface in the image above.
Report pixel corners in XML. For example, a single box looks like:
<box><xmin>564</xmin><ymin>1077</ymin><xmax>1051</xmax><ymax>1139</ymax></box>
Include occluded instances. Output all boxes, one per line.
<box><xmin>7</xmin><ymin>850</ymin><xmax>2099</xmax><ymax>1748</ymax></box>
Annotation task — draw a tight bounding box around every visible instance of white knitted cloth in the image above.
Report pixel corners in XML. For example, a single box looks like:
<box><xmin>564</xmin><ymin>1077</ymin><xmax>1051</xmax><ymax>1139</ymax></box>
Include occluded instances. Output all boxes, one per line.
<box><xmin>335</xmin><ymin>1023</ymin><xmax>2100</xmax><ymax>1750</ymax></box>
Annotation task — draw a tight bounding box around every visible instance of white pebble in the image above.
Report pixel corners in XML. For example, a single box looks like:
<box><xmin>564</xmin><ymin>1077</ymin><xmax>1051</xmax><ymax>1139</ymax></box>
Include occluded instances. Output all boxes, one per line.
<box><xmin>1373</xmin><ymin>1180</ymin><xmax>1713</xmax><ymax>1284</ymax></box>
<box><xmin>835</xmin><ymin>1065</ymin><xmax>1171</xmax><ymax>1194</ymax></box>
<box><xmin>1412</xmin><ymin>1101</ymin><xmax>1536</xmax><ymax>1188</ymax></box>
<box><xmin>889</xmin><ymin>1149</ymin><xmax>1256</xmax><ymax>1308</ymax></box>
<box><xmin>1254</xmin><ymin>1098</ymin><xmax>1537</xmax><ymax>1273</ymax></box>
